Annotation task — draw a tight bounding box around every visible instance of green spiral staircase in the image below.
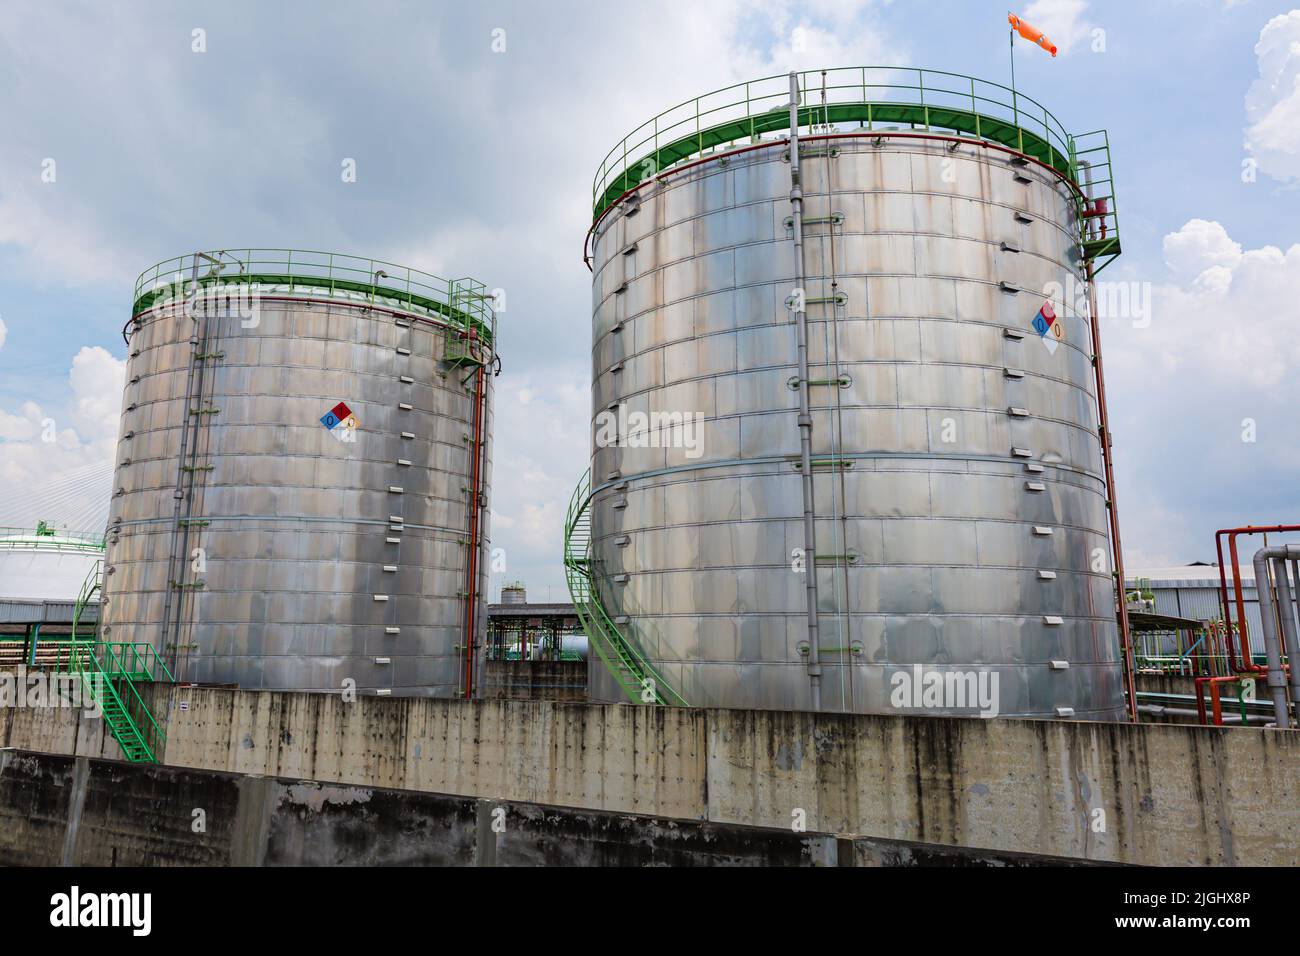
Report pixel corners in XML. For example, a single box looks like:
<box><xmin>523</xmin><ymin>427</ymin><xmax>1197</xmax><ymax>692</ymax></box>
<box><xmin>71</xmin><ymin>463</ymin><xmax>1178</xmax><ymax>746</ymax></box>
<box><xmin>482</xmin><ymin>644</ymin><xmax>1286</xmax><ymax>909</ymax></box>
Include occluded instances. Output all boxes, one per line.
<box><xmin>564</xmin><ymin>470</ymin><xmax>688</xmax><ymax>707</ymax></box>
<box><xmin>61</xmin><ymin>562</ymin><xmax>173</xmax><ymax>763</ymax></box>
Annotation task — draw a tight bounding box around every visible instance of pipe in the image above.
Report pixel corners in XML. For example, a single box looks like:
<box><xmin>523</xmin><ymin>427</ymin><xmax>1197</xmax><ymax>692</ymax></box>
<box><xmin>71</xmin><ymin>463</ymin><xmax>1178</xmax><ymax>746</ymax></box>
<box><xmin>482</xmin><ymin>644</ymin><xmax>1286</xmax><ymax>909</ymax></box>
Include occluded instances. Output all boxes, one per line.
<box><xmin>1284</xmin><ymin>554</ymin><xmax>1300</xmax><ymax>702</ymax></box>
<box><xmin>787</xmin><ymin>71</ymin><xmax>822</xmax><ymax>711</ymax></box>
<box><xmin>1226</xmin><ymin>532</ymin><xmax>1263</xmax><ymax>672</ymax></box>
<box><xmin>462</xmin><ymin>344</ymin><xmax>489</xmax><ymax>699</ymax></box>
<box><xmin>1138</xmin><ymin>704</ymin><xmax>1271</xmax><ymax>725</ymax></box>
<box><xmin>1274</xmin><ymin>554</ymin><xmax>1300</xmax><ymax>709</ymax></box>
<box><xmin>1194</xmin><ymin>675</ymin><xmax>1239</xmax><ymax>725</ymax></box>
<box><xmin>1212</xmin><ymin>525</ymin><xmax>1300</xmax><ymax>673</ymax></box>
<box><xmin>1252</xmin><ymin>545</ymin><xmax>1298</xmax><ymax>727</ymax></box>
<box><xmin>1084</xmin><ymin>258</ymin><xmax>1137</xmax><ymax>721</ymax></box>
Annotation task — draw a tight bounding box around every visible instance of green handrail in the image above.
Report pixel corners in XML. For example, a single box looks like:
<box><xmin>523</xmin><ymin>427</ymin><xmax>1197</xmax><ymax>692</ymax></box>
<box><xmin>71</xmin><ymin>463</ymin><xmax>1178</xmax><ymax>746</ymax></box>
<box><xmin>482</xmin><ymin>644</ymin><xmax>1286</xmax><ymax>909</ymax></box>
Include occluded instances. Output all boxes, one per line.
<box><xmin>563</xmin><ymin>468</ymin><xmax>688</xmax><ymax>707</ymax></box>
<box><xmin>590</xmin><ymin>65</ymin><xmax>1122</xmax><ymax>273</ymax></box>
<box><xmin>131</xmin><ymin>249</ymin><xmax>496</xmax><ymax>344</ymax></box>
<box><xmin>94</xmin><ymin>641</ymin><xmax>175</xmax><ymax>682</ymax></box>
<box><xmin>0</xmin><ymin>525</ymin><xmax>105</xmax><ymax>551</ymax></box>
<box><xmin>60</xmin><ymin>562</ymin><xmax>172</xmax><ymax>763</ymax></box>
<box><xmin>594</xmin><ymin>66</ymin><xmax>1075</xmax><ymax>216</ymax></box>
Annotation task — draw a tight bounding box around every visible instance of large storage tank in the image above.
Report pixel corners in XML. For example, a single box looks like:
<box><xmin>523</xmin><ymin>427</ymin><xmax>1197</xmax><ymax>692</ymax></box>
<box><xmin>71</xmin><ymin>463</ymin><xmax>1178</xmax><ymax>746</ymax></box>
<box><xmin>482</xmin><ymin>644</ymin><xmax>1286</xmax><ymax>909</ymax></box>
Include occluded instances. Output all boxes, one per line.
<box><xmin>102</xmin><ymin>250</ymin><xmax>496</xmax><ymax>697</ymax></box>
<box><xmin>580</xmin><ymin>68</ymin><xmax>1127</xmax><ymax>719</ymax></box>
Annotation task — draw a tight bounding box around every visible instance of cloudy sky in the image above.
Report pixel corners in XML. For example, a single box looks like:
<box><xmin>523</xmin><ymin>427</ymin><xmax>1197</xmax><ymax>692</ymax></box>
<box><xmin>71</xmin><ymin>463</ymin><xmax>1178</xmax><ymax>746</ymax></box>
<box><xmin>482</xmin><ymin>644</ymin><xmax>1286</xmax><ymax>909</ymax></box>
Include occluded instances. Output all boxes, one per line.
<box><xmin>1</xmin><ymin>0</ymin><xmax>1298</xmax><ymax>599</ymax></box>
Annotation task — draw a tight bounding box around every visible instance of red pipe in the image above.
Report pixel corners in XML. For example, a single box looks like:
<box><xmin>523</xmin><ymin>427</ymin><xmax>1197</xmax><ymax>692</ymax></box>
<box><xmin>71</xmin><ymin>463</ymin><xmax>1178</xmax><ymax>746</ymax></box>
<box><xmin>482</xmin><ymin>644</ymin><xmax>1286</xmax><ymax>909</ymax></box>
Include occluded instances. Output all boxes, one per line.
<box><xmin>462</xmin><ymin>345</ymin><xmax>488</xmax><ymax>698</ymax></box>
<box><xmin>1194</xmin><ymin>675</ymin><xmax>1242</xmax><ymax>726</ymax></box>
<box><xmin>1214</xmin><ymin>525</ymin><xmax>1300</xmax><ymax>673</ymax></box>
<box><xmin>1085</xmin><ymin>261</ymin><xmax>1137</xmax><ymax>722</ymax></box>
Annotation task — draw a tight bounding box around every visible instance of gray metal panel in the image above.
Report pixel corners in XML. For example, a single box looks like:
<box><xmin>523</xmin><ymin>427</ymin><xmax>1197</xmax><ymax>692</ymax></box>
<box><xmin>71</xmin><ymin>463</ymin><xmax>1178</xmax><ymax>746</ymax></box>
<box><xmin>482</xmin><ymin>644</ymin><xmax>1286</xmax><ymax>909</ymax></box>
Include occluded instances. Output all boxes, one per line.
<box><xmin>102</xmin><ymin>296</ymin><xmax>492</xmax><ymax>697</ymax></box>
<box><xmin>588</xmin><ymin>135</ymin><xmax>1123</xmax><ymax>719</ymax></box>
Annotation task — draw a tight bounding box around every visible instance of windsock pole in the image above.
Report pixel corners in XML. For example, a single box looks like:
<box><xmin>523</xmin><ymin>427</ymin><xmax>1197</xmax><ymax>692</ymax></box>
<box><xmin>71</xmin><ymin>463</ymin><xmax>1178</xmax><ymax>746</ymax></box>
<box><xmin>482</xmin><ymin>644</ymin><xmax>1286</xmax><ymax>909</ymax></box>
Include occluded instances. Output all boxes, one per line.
<box><xmin>1009</xmin><ymin>26</ymin><xmax>1019</xmax><ymax>129</ymax></box>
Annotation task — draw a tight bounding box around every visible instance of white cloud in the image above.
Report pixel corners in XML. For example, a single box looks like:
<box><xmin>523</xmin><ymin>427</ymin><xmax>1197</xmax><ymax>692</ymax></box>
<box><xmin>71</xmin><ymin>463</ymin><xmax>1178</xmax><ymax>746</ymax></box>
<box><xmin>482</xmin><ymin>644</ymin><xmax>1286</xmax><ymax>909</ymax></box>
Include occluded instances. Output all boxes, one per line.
<box><xmin>1147</xmin><ymin>220</ymin><xmax>1300</xmax><ymax>386</ymax></box>
<box><xmin>0</xmin><ymin>401</ymin><xmax>44</xmax><ymax>443</ymax></box>
<box><xmin>1161</xmin><ymin>218</ymin><xmax>1243</xmax><ymax>281</ymax></box>
<box><xmin>1245</xmin><ymin>9</ymin><xmax>1300</xmax><ymax>183</ymax></box>
<box><xmin>1109</xmin><ymin>219</ymin><xmax>1300</xmax><ymax>565</ymax></box>
<box><xmin>0</xmin><ymin>316</ymin><xmax>7</xmax><ymax>351</ymax></box>
<box><xmin>1023</xmin><ymin>0</ymin><xmax>1094</xmax><ymax>56</ymax></box>
<box><xmin>69</xmin><ymin>346</ymin><xmax>127</xmax><ymax>438</ymax></box>
<box><xmin>0</xmin><ymin>348</ymin><xmax>122</xmax><ymax>534</ymax></box>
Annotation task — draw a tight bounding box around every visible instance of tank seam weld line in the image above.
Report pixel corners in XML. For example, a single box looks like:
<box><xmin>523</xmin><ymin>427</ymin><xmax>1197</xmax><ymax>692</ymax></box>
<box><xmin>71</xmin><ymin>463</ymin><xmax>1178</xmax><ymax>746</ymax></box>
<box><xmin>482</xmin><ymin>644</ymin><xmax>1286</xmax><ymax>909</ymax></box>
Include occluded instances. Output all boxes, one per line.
<box><xmin>589</xmin><ymin>452</ymin><xmax>1105</xmax><ymax>498</ymax></box>
<box><xmin>114</xmin><ymin>516</ymin><xmax>466</xmax><ymax>536</ymax></box>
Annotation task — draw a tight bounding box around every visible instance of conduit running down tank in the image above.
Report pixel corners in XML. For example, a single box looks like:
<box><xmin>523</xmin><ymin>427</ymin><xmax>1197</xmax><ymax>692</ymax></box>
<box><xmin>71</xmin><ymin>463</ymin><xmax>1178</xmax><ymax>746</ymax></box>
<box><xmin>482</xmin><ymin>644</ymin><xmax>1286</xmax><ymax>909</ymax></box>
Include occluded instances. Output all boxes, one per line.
<box><xmin>103</xmin><ymin>250</ymin><xmax>497</xmax><ymax>697</ymax></box>
<box><xmin>579</xmin><ymin>67</ymin><xmax>1128</xmax><ymax>718</ymax></box>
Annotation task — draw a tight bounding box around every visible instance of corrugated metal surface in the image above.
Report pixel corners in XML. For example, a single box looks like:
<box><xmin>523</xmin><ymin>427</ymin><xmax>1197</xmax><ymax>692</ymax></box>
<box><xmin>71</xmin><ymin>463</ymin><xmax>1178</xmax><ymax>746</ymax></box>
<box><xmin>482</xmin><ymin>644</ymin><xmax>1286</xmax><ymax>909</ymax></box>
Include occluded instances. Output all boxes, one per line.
<box><xmin>0</xmin><ymin>599</ymin><xmax>98</xmax><ymax>626</ymax></box>
<box><xmin>1129</xmin><ymin>569</ymin><xmax>1267</xmax><ymax>662</ymax></box>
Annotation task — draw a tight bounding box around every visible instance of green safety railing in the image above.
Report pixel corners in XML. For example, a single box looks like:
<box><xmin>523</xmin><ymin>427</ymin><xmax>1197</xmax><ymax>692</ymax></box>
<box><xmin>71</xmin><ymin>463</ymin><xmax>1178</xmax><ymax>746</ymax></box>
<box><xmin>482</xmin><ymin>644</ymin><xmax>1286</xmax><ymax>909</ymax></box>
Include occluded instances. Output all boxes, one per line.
<box><xmin>0</xmin><ymin>524</ymin><xmax>105</xmax><ymax>551</ymax></box>
<box><xmin>132</xmin><ymin>249</ymin><xmax>496</xmax><ymax>343</ymax></box>
<box><xmin>93</xmin><ymin>641</ymin><xmax>175</xmax><ymax>683</ymax></box>
<box><xmin>563</xmin><ymin>468</ymin><xmax>688</xmax><ymax>706</ymax></box>
<box><xmin>1072</xmin><ymin>128</ymin><xmax>1121</xmax><ymax>268</ymax></box>
<box><xmin>57</xmin><ymin>562</ymin><xmax>173</xmax><ymax>764</ymax></box>
<box><xmin>592</xmin><ymin>66</ymin><xmax>1121</xmax><ymax>272</ymax></box>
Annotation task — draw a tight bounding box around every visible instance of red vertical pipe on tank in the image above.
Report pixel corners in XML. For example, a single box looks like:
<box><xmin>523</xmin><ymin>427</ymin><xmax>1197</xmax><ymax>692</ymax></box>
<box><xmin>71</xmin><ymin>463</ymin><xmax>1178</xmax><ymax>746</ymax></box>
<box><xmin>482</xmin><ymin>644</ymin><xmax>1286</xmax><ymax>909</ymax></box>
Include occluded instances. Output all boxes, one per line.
<box><xmin>1085</xmin><ymin>263</ymin><xmax>1137</xmax><ymax>722</ymax></box>
<box><xmin>462</xmin><ymin>337</ymin><xmax>488</xmax><ymax>698</ymax></box>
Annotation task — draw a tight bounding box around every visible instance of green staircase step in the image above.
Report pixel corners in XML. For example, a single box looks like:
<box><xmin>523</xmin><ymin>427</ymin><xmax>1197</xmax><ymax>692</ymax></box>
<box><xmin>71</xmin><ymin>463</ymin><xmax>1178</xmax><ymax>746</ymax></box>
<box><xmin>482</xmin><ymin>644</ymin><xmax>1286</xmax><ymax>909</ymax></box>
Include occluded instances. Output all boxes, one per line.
<box><xmin>563</xmin><ymin>468</ymin><xmax>688</xmax><ymax>707</ymax></box>
<box><xmin>63</xmin><ymin>563</ymin><xmax>172</xmax><ymax>764</ymax></box>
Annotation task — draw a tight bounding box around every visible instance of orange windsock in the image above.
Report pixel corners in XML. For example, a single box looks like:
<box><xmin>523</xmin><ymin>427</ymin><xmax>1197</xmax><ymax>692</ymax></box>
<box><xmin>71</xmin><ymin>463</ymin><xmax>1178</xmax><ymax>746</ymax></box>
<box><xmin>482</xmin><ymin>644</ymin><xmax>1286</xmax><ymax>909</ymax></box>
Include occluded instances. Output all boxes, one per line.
<box><xmin>1008</xmin><ymin>12</ymin><xmax>1058</xmax><ymax>57</ymax></box>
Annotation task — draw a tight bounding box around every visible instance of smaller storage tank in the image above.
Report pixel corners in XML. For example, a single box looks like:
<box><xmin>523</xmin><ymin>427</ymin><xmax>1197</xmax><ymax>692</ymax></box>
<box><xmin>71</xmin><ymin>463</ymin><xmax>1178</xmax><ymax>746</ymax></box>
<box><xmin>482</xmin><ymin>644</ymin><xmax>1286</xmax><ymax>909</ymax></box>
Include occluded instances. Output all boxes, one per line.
<box><xmin>103</xmin><ymin>250</ymin><xmax>497</xmax><ymax>697</ymax></box>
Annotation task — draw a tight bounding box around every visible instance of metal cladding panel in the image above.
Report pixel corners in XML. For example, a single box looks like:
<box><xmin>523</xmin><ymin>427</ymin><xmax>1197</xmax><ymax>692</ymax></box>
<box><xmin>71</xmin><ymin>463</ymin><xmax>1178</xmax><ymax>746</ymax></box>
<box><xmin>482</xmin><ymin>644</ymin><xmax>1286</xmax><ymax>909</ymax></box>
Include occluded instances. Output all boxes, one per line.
<box><xmin>102</xmin><ymin>298</ymin><xmax>492</xmax><ymax>697</ymax></box>
<box><xmin>589</xmin><ymin>136</ymin><xmax>1124</xmax><ymax>718</ymax></box>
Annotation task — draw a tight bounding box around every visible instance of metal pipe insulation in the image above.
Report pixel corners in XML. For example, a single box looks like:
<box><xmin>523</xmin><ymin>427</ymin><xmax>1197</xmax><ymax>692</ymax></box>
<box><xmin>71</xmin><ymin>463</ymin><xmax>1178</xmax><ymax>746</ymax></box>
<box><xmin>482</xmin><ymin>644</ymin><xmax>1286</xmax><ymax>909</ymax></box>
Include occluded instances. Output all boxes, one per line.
<box><xmin>1293</xmin><ymin>558</ymin><xmax>1300</xmax><ymax>701</ymax></box>
<box><xmin>787</xmin><ymin>70</ymin><xmax>822</xmax><ymax>711</ymax></box>
<box><xmin>1252</xmin><ymin>544</ymin><xmax>1300</xmax><ymax>727</ymax></box>
<box><xmin>1138</xmin><ymin>704</ymin><xmax>1272</xmax><ymax>725</ymax></box>
<box><xmin>1275</xmin><ymin>554</ymin><xmax>1300</xmax><ymax>710</ymax></box>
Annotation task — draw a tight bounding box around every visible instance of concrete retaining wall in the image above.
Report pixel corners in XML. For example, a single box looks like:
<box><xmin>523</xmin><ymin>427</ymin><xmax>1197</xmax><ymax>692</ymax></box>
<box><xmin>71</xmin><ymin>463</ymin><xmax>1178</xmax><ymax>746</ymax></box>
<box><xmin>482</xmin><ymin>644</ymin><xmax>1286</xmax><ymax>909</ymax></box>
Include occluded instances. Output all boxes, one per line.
<box><xmin>3</xmin><ymin>687</ymin><xmax>1297</xmax><ymax>865</ymax></box>
<box><xmin>0</xmin><ymin>749</ymin><xmax>1085</xmax><ymax>867</ymax></box>
<box><xmin>480</xmin><ymin>660</ymin><xmax>587</xmax><ymax>702</ymax></box>
<box><xmin>0</xmin><ymin>694</ymin><xmax>124</xmax><ymax>762</ymax></box>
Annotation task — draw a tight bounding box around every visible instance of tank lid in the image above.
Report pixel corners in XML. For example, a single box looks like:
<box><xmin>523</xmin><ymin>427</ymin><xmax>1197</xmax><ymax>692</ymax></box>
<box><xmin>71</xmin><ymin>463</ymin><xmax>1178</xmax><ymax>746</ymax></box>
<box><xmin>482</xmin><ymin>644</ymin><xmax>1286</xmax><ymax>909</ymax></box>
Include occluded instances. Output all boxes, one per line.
<box><xmin>131</xmin><ymin>249</ymin><xmax>498</xmax><ymax>347</ymax></box>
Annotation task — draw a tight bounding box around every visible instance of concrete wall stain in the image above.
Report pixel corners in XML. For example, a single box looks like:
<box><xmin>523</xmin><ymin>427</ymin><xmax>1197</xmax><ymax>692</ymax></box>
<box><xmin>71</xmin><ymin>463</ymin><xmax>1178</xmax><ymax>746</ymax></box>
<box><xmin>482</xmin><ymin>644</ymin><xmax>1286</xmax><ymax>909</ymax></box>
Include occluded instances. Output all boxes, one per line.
<box><xmin>5</xmin><ymin>686</ymin><xmax>1298</xmax><ymax>865</ymax></box>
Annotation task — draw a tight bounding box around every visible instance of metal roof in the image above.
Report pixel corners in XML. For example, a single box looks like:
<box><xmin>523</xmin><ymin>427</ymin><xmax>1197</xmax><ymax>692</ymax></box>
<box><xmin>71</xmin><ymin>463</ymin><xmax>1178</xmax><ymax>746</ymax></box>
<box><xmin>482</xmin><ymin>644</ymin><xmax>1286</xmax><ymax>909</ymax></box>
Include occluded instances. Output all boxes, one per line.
<box><xmin>1126</xmin><ymin>565</ymin><xmax>1255</xmax><ymax>587</ymax></box>
<box><xmin>486</xmin><ymin>602</ymin><xmax>576</xmax><ymax>618</ymax></box>
<box><xmin>1128</xmin><ymin>610</ymin><xmax>1204</xmax><ymax>633</ymax></box>
<box><xmin>0</xmin><ymin>597</ymin><xmax>99</xmax><ymax>626</ymax></box>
